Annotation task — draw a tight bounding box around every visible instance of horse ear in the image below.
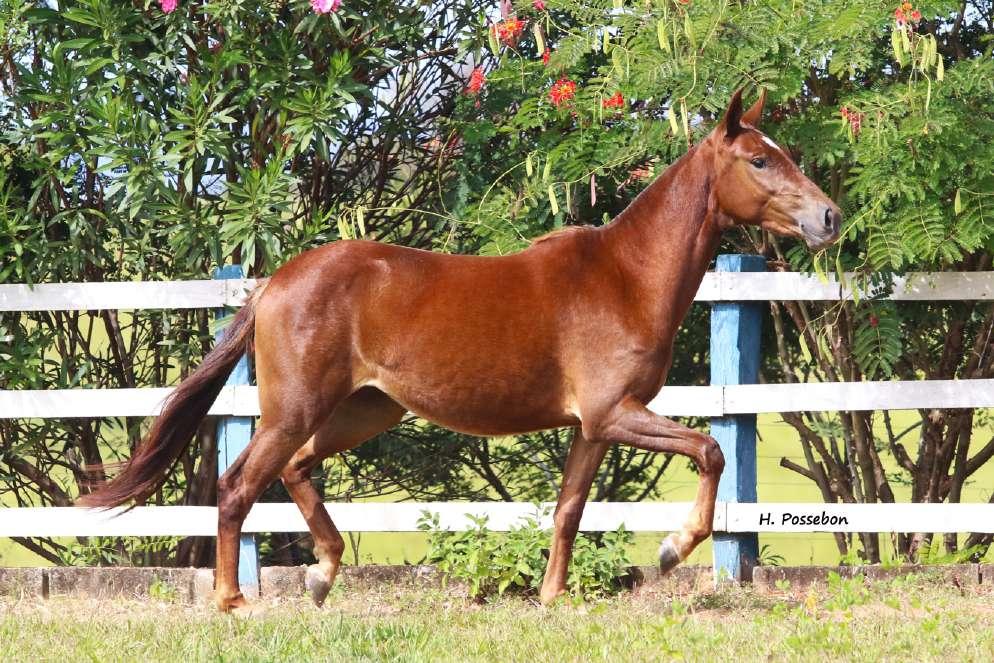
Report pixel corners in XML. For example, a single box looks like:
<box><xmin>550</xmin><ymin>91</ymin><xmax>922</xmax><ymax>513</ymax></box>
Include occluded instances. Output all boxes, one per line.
<box><xmin>741</xmin><ymin>88</ymin><xmax>767</xmax><ymax>127</ymax></box>
<box><xmin>720</xmin><ymin>88</ymin><xmax>745</xmax><ymax>140</ymax></box>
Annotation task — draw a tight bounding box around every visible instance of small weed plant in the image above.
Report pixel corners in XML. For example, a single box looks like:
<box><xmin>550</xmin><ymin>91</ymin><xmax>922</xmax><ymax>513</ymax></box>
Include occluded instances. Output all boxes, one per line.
<box><xmin>148</xmin><ymin>577</ymin><xmax>179</xmax><ymax>603</ymax></box>
<box><xmin>758</xmin><ymin>544</ymin><xmax>785</xmax><ymax>567</ymax></box>
<box><xmin>417</xmin><ymin>509</ymin><xmax>632</xmax><ymax>600</ymax></box>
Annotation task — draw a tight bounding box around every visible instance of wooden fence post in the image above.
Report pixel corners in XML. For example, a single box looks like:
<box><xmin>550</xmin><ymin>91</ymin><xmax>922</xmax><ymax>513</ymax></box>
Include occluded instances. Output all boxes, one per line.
<box><xmin>710</xmin><ymin>254</ymin><xmax>764</xmax><ymax>583</ymax></box>
<box><xmin>214</xmin><ymin>265</ymin><xmax>259</xmax><ymax>595</ymax></box>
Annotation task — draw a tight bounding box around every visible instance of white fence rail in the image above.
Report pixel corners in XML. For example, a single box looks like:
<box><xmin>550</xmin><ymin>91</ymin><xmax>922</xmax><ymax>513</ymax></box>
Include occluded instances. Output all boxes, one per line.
<box><xmin>2</xmin><ymin>379</ymin><xmax>993</xmax><ymax>419</ymax></box>
<box><xmin>1</xmin><ymin>271</ymin><xmax>993</xmax><ymax>312</ymax></box>
<box><xmin>2</xmin><ymin>502</ymin><xmax>992</xmax><ymax>537</ymax></box>
<box><xmin>1</xmin><ymin>273</ymin><xmax>992</xmax><ymax>540</ymax></box>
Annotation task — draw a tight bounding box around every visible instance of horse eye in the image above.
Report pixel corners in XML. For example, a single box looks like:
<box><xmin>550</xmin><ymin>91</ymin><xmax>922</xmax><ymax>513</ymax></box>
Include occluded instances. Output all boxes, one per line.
<box><xmin>750</xmin><ymin>157</ymin><xmax>767</xmax><ymax>169</ymax></box>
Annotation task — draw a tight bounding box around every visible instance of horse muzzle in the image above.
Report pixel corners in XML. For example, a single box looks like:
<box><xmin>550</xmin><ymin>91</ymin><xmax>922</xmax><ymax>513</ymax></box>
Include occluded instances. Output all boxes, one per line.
<box><xmin>798</xmin><ymin>202</ymin><xmax>842</xmax><ymax>250</ymax></box>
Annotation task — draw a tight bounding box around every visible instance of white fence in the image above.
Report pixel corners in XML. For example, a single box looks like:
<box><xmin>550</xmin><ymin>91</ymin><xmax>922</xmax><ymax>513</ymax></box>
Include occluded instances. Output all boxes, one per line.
<box><xmin>1</xmin><ymin>272</ymin><xmax>993</xmax><ymax>538</ymax></box>
<box><xmin>2</xmin><ymin>502</ymin><xmax>993</xmax><ymax>538</ymax></box>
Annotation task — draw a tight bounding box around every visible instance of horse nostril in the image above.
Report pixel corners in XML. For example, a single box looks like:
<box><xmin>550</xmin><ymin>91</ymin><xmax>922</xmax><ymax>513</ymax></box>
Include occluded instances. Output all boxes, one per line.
<box><xmin>824</xmin><ymin>208</ymin><xmax>841</xmax><ymax>233</ymax></box>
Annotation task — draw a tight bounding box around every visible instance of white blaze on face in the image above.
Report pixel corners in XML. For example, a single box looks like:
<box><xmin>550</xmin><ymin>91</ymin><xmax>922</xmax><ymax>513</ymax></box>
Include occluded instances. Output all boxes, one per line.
<box><xmin>759</xmin><ymin>132</ymin><xmax>788</xmax><ymax>157</ymax></box>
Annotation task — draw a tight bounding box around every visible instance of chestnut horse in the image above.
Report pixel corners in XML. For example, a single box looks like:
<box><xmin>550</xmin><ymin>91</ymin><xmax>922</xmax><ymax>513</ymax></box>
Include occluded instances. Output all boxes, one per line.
<box><xmin>79</xmin><ymin>89</ymin><xmax>841</xmax><ymax>612</ymax></box>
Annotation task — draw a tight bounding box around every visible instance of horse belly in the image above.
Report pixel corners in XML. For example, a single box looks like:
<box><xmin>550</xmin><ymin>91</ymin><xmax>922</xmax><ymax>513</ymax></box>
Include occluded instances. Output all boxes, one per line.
<box><xmin>365</xmin><ymin>356</ymin><xmax>577</xmax><ymax>437</ymax></box>
<box><xmin>353</xmin><ymin>249</ymin><xmax>581</xmax><ymax>435</ymax></box>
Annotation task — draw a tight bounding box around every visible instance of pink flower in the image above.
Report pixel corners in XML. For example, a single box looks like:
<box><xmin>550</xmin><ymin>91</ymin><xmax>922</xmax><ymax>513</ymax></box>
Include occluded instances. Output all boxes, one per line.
<box><xmin>160</xmin><ymin>0</ymin><xmax>177</xmax><ymax>14</ymax></box>
<box><xmin>310</xmin><ymin>0</ymin><xmax>341</xmax><ymax>15</ymax></box>
<box><xmin>532</xmin><ymin>0</ymin><xmax>546</xmax><ymax>10</ymax></box>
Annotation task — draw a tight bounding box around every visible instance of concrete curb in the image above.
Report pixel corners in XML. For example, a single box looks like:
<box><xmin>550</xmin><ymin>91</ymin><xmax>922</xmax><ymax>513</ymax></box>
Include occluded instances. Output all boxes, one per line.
<box><xmin>2</xmin><ymin>563</ymin><xmax>991</xmax><ymax>602</ymax></box>
<box><xmin>632</xmin><ymin>564</ymin><xmax>712</xmax><ymax>591</ymax></box>
<box><xmin>980</xmin><ymin>564</ymin><xmax>994</xmax><ymax>584</ymax></box>
<box><xmin>0</xmin><ymin>568</ymin><xmax>47</xmax><ymax>599</ymax></box>
<box><xmin>46</xmin><ymin>567</ymin><xmax>197</xmax><ymax>601</ymax></box>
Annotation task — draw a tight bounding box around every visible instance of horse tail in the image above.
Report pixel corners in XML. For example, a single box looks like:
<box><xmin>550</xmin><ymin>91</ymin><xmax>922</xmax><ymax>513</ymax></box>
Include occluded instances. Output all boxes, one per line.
<box><xmin>77</xmin><ymin>283</ymin><xmax>265</xmax><ymax>509</ymax></box>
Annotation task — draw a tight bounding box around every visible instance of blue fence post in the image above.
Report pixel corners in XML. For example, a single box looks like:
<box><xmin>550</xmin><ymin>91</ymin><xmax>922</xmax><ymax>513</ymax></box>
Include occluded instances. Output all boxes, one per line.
<box><xmin>214</xmin><ymin>264</ymin><xmax>259</xmax><ymax>595</ymax></box>
<box><xmin>710</xmin><ymin>254</ymin><xmax>765</xmax><ymax>583</ymax></box>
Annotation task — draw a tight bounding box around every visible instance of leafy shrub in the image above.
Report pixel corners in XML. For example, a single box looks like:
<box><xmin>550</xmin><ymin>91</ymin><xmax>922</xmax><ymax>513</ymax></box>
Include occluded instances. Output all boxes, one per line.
<box><xmin>148</xmin><ymin>577</ymin><xmax>180</xmax><ymax>603</ymax></box>
<box><xmin>57</xmin><ymin>535</ymin><xmax>181</xmax><ymax>567</ymax></box>
<box><xmin>417</xmin><ymin>509</ymin><xmax>632</xmax><ymax>600</ymax></box>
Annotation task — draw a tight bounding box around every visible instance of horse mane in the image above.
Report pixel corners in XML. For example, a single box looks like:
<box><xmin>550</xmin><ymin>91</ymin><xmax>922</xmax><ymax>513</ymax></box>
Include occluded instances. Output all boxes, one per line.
<box><xmin>530</xmin><ymin>225</ymin><xmax>591</xmax><ymax>246</ymax></box>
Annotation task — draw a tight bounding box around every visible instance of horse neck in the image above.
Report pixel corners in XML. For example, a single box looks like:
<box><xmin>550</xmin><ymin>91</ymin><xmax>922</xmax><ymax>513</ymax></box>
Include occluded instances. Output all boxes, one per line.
<box><xmin>602</xmin><ymin>141</ymin><xmax>724</xmax><ymax>316</ymax></box>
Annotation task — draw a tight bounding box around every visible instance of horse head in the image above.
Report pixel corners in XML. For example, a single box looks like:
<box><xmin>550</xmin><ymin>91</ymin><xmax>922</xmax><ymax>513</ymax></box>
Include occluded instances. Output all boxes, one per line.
<box><xmin>708</xmin><ymin>89</ymin><xmax>842</xmax><ymax>250</ymax></box>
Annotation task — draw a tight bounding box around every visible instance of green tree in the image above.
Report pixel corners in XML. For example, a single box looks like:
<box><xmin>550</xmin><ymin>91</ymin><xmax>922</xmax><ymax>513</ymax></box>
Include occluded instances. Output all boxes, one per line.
<box><xmin>446</xmin><ymin>0</ymin><xmax>994</xmax><ymax>561</ymax></box>
<box><xmin>0</xmin><ymin>0</ymin><xmax>480</xmax><ymax>565</ymax></box>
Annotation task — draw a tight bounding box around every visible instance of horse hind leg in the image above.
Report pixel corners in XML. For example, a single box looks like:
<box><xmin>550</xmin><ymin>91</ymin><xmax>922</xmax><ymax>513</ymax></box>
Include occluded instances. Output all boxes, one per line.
<box><xmin>280</xmin><ymin>387</ymin><xmax>406</xmax><ymax>606</ymax></box>
<box><xmin>216</xmin><ymin>420</ymin><xmax>318</xmax><ymax>613</ymax></box>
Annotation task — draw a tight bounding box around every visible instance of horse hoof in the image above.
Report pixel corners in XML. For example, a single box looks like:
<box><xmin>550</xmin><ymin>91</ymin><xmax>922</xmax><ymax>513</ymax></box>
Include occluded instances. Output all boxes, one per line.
<box><xmin>216</xmin><ymin>591</ymin><xmax>249</xmax><ymax>614</ymax></box>
<box><xmin>658</xmin><ymin>536</ymin><xmax>682</xmax><ymax>575</ymax></box>
<box><xmin>539</xmin><ymin>587</ymin><xmax>566</xmax><ymax>606</ymax></box>
<box><xmin>305</xmin><ymin>566</ymin><xmax>333</xmax><ymax>607</ymax></box>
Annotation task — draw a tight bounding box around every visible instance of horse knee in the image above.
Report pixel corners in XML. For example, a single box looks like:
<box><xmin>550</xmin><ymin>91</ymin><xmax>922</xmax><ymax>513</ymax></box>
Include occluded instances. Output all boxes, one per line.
<box><xmin>280</xmin><ymin>464</ymin><xmax>309</xmax><ymax>487</ymax></box>
<box><xmin>701</xmin><ymin>436</ymin><xmax>724</xmax><ymax>475</ymax></box>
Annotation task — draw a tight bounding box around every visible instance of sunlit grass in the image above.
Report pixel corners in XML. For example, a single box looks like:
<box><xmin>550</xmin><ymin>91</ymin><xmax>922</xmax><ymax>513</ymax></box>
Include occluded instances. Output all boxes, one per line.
<box><xmin>1</xmin><ymin>573</ymin><xmax>992</xmax><ymax>661</ymax></box>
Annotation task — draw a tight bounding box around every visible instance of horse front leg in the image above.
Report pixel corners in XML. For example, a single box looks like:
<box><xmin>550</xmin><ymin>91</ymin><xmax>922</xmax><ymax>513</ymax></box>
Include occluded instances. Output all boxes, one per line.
<box><xmin>591</xmin><ymin>396</ymin><xmax>725</xmax><ymax>573</ymax></box>
<box><xmin>539</xmin><ymin>430</ymin><xmax>608</xmax><ymax>605</ymax></box>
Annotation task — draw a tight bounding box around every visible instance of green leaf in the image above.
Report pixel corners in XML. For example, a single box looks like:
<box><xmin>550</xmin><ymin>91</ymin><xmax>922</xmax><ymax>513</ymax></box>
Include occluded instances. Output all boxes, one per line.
<box><xmin>657</xmin><ymin>19</ymin><xmax>670</xmax><ymax>54</ymax></box>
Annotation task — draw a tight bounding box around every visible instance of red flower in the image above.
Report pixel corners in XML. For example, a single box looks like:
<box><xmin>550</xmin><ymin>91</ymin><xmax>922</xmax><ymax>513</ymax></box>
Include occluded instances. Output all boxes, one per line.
<box><xmin>549</xmin><ymin>78</ymin><xmax>577</xmax><ymax>107</ymax></box>
<box><xmin>841</xmin><ymin>105</ymin><xmax>864</xmax><ymax>137</ymax></box>
<box><xmin>910</xmin><ymin>9</ymin><xmax>921</xmax><ymax>22</ymax></box>
<box><xmin>869</xmin><ymin>315</ymin><xmax>879</xmax><ymax>328</ymax></box>
<box><xmin>532</xmin><ymin>0</ymin><xmax>545</xmax><ymax>10</ymax></box>
<box><xmin>602</xmin><ymin>91</ymin><xmax>624</xmax><ymax>110</ymax></box>
<box><xmin>542</xmin><ymin>50</ymin><xmax>550</xmax><ymax>65</ymax></box>
<box><xmin>631</xmin><ymin>166</ymin><xmax>652</xmax><ymax>180</ymax></box>
<box><xmin>493</xmin><ymin>17</ymin><xmax>526</xmax><ymax>46</ymax></box>
<box><xmin>465</xmin><ymin>67</ymin><xmax>485</xmax><ymax>95</ymax></box>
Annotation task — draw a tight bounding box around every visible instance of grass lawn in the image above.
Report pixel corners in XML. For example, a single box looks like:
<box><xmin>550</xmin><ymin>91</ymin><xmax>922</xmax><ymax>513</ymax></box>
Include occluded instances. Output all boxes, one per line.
<box><xmin>1</xmin><ymin>573</ymin><xmax>992</xmax><ymax>661</ymax></box>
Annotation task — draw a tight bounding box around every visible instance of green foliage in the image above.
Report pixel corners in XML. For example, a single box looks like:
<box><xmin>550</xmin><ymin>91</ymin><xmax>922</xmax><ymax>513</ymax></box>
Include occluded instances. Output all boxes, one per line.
<box><xmin>452</xmin><ymin>0</ymin><xmax>994</xmax><ymax>273</ymax></box>
<box><xmin>822</xmin><ymin>571</ymin><xmax>870</xmax><ymax>611</ymax></box>
<box><xmin>0</xmin><ymin>0</ymin><xmax>481</xmax><ymax>566</ymax></box>
<box><xmin>417</xmin><ymin>509</ymin><xmax>632</xmax><ymax>600</ymax></box>
<box><xmin>851</xmin><ymin>302</ymin><xmax>903</xmax><ymax>379</ymax></box>
<box><xmin>4</xmin><ymin>0</ymin><xmax>994</xmax><ymax>569</ymax></box>
<box><xmin>915</xmin><ymin>539</ymin><xmax>987</xmax><ymax>565</ymax></box>
<box><xmin>758</xmin><ymin>544</ymin><xmax>785</xmax><ymax>567</ymax></box>
<box><xmin>148</xmin><ymin>577</ymin><xmax>180</xmax><ymax>602</ymax></box>
<box><xmin>56</xmin><ymin>535</ymin><xmax>181</xmax><ymax>567</ymax></box>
